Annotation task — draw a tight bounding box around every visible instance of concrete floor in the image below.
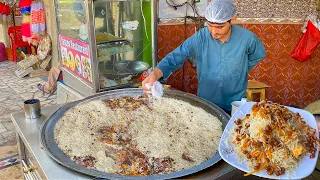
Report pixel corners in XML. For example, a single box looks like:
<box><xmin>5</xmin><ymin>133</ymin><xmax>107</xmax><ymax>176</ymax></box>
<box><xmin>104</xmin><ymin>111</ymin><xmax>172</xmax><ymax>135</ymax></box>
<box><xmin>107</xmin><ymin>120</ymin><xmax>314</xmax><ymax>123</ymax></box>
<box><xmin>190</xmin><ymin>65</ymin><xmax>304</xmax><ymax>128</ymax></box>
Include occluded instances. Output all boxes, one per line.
<box><xmin>0</xmin><ymin>60</ymin><xmax>56</xmax><ymax>179</ymax></box>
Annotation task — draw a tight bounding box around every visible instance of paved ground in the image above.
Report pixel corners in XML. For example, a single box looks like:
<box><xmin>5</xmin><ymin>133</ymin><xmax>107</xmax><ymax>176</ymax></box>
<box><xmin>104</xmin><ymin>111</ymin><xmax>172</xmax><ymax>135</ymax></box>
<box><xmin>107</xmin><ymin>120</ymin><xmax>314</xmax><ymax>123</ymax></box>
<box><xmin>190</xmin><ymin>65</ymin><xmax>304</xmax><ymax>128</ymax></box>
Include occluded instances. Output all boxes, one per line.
<box><xmin>0</xmin><ymin>60</ymin><xmax>56</xmax><ymax>179</ymax></box>
<box><xmin>0</xmin><ymin>61</ymin><xmax>56</xmax><ymax>146</ymax></box>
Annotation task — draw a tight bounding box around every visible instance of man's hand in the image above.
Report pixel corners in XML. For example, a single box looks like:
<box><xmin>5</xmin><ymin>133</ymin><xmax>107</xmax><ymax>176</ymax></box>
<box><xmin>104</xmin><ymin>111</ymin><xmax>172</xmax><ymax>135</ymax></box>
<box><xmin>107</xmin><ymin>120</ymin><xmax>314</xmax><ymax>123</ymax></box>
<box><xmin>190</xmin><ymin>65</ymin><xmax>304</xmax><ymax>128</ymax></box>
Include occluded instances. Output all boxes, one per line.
<box><xmin>142</xmin><ymin>68</ymin><xmax>163</xmax><ymax>92</ymax></box>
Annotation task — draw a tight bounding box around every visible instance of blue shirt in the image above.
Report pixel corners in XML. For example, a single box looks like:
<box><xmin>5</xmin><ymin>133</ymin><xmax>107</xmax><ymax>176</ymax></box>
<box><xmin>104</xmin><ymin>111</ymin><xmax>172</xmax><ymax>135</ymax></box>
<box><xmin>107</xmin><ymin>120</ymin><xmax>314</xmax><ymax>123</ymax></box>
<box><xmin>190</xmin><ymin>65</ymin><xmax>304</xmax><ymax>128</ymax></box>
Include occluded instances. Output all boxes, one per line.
<box><xmin>156</xmin><ymin>25</ymin><xmax>266</xmax><ymax>111</ymax></box>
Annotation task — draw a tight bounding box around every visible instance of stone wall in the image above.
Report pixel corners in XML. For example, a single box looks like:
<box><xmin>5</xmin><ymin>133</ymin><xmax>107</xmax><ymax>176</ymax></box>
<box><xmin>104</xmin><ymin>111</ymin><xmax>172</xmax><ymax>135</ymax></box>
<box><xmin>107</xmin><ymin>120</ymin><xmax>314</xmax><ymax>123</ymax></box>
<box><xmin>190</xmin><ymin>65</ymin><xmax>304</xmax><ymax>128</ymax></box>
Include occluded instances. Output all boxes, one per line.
<box><xmin>234</xmin><ymin>0</ymin><xmax>317</xmax><ymax>19</ymax></box>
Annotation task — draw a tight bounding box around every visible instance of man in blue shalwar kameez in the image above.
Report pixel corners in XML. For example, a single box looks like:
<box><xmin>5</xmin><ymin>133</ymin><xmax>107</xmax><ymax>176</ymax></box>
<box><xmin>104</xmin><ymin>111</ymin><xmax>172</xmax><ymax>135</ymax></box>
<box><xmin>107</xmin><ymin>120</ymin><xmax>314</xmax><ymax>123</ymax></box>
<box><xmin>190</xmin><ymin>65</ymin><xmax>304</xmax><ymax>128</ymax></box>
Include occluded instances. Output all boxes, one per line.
<box><xmin>142</xmin><ymin>0</ymin><xmax>266</xmax><ymax>114</ymax></box>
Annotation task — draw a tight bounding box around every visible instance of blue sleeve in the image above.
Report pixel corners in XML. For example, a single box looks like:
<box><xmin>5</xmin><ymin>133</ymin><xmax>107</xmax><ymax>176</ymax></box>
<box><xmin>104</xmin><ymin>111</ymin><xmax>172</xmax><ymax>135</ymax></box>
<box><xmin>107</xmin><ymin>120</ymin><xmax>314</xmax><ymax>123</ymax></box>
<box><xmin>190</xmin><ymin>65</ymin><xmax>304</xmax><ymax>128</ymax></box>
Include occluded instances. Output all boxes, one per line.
<box><xmin>156</xmin><ymin>32</ymin><xmax>199</xmax><ymax>81</ymax></box>
<box><xmin>248</xmin><ymin>34</ymin><xmax>266</xmax><ymax>71</ymax></box>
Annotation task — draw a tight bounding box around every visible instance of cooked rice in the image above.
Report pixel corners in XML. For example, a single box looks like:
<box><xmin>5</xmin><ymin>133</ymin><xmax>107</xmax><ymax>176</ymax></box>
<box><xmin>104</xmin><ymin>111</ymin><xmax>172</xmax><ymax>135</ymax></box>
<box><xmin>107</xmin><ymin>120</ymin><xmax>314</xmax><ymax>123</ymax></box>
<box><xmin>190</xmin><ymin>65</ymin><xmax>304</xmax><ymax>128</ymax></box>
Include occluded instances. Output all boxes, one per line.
<box><xmin>228</xmin><ymin>101</ymin><xmax>319</xmax><ymax>176</ymax></box>
<box><xmin>54</xmin><ymin>96</ymin><xmax>222</xmax><ymax>174</ymax></box>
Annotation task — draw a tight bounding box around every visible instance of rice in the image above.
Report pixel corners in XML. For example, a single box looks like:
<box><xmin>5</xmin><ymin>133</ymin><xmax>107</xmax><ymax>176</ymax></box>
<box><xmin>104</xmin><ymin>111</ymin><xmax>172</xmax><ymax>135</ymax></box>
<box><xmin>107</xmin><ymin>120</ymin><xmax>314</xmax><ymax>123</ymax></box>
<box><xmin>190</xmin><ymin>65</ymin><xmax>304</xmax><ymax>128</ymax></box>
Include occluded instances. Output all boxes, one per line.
<box><xmin>228</xmin><ymin>101</ymin><xmax>319</xmax><ymax>177</ymax></box>
<box><xmin>54</xmin><ymin>96</ymin><xmax>222</xmax><ymax>174</ymax></box>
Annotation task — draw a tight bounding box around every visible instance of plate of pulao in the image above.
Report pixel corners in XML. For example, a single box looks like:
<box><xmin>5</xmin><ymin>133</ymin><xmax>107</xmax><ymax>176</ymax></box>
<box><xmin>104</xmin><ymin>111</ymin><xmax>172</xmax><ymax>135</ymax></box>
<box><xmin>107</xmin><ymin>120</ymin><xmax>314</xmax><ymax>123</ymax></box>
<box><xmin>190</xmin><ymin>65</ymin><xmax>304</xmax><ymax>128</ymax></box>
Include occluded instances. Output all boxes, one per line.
<box><xmin>219</xmin><ymin>101</ymin><xmax>320</xmax><ymax>179</ymax></box>
<box><xmin>42</xmin><ymin>89</ymin><xmax>230</xmax><ymax>179</ymax></box>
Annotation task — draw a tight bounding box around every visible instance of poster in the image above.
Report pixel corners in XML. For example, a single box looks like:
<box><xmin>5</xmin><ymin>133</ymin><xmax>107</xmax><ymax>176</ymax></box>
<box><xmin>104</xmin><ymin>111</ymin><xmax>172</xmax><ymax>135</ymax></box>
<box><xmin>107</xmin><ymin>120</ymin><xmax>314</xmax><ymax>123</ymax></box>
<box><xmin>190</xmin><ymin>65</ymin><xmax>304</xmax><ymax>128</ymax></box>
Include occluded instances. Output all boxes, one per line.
<box><xmin>59</xmin><ymin>34</ymin><xmax>93</xmax><ymax>83</ymax></box>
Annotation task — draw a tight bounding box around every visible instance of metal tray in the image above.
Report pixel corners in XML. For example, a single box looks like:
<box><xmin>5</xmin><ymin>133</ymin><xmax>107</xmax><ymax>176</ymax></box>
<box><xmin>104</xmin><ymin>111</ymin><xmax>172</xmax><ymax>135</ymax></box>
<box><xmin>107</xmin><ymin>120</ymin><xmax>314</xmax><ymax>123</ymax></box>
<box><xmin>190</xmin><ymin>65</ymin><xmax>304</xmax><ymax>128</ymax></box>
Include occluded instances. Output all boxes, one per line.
<box><xmin>40</xmin><ymin>88</ymin><xmax>230</xmax><ymax>179</ymax></box>
<box><xmin>99</xmin><ymin>60</ymin><xmax>149</xmax><ymax>79</ymax></box>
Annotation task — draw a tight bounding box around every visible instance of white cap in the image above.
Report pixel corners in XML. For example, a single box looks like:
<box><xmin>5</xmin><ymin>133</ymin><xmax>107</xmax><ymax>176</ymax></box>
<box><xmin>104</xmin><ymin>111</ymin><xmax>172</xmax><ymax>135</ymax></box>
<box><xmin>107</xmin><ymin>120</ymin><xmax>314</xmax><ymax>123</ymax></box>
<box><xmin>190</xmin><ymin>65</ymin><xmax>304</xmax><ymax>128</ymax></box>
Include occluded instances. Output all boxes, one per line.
<box><xmin>205</xmin><ymin>0</ymin><xmax>236</xmax><ymax>24</ymax></box>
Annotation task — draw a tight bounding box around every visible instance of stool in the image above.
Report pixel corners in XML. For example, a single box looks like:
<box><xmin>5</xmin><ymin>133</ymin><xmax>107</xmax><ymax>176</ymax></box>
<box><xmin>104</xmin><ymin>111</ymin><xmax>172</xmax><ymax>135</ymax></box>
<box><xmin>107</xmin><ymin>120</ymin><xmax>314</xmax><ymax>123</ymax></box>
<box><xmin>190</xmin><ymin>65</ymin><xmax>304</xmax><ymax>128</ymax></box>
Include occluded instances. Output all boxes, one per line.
<box><xmin>246</xmin><ymin>80</ymin><xmax>270</xmax><ymax>102</ymax></box>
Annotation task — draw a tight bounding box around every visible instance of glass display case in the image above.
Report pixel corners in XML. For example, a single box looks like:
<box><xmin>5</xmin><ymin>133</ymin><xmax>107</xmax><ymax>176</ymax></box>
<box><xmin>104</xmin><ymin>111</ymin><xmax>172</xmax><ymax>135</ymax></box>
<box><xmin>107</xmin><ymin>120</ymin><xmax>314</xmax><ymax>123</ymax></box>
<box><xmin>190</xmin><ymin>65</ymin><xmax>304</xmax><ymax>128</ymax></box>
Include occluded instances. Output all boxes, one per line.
<box><xmin>54</xmin><ymin>0</ymin><xmax>156</xmax><ymax>95</ymax></box>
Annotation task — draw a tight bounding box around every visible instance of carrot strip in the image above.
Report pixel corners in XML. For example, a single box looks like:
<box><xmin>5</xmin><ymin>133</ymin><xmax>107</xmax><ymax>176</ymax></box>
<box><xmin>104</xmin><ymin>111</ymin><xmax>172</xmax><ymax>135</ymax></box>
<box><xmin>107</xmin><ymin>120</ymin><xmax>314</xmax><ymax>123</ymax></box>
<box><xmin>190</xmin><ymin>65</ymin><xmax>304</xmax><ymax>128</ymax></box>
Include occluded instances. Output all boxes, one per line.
<box><xmin>241</xmin><ymin>138</ymin><xmax>250</xmax><ymax>151</ymax></box>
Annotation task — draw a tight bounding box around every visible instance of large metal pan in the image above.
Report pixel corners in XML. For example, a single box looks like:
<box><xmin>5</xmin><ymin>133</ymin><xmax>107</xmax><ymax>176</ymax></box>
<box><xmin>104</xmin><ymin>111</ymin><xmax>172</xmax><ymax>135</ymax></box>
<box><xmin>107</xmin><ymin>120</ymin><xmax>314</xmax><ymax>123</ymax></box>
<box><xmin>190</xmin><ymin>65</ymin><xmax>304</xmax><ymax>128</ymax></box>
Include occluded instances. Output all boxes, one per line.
<box><xmin>40</xmin><ymin>88</ymin><xmax>230</xmax><ymax>179</ymax></box>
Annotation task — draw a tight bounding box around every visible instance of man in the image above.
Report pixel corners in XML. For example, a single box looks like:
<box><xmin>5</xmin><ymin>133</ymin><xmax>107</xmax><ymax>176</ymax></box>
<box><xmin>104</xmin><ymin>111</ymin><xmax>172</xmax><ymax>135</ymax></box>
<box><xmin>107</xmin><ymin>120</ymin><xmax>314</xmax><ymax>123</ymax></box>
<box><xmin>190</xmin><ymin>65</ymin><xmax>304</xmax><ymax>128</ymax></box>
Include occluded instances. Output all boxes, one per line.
<box><xmin>37</xmin><ymin>66</ymin><xmax>61</xmax><ymax>95</ymax></box>
<box><xmin>142</xmin><ymin>0</ymin><xmax>266</xmax><ymax>114</ymax></box>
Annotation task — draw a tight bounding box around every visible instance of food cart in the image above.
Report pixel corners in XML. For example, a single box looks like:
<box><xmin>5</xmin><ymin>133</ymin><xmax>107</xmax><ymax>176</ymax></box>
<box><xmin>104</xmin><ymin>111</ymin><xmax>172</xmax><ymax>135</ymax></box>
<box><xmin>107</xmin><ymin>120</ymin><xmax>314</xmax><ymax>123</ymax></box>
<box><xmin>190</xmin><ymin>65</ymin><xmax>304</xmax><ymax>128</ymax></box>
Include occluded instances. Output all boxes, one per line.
<box><xmin>12</xmin><ymin>89</ymin><xmax>251</xmax><ymax>179</ymax></box>
<box><xmin>56</xmin><ymin>0</ymin><xmax>158</xmax><ymax>96</ymax></box>
<box><xmin>11</xmin><ymin>0</ymin><xmax>248</xmax><ymax>178</ymax></box>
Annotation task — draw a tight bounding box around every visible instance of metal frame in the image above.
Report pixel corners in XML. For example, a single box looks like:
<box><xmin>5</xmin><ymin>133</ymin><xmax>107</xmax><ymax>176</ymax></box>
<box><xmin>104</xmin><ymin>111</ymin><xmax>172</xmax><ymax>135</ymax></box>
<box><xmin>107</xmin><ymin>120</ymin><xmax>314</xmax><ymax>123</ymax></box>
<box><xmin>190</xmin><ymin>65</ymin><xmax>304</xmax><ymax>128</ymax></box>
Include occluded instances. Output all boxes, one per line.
<box><xmin>86</xmin><ymin>0</ymin><xmax>99</xmax><ymax>93</ymax></box>
<box><xmin>151</xmin><ymin>0</ymin><xmax>158</xmax><ymax>69</ymax></box>
<box><xmin>15</xmin><ymin>123</ymin><xmax>47</xmax><ymax>179</ymax></box>
<box><xmin>54</xmin><ymin>0</ymin><xmax>95</xmax><ymax>96</ymax></box>
<box><xmin>54</xmin><ymin>0</ymin><xmax>157</xmax><ymax>95</ymax></box>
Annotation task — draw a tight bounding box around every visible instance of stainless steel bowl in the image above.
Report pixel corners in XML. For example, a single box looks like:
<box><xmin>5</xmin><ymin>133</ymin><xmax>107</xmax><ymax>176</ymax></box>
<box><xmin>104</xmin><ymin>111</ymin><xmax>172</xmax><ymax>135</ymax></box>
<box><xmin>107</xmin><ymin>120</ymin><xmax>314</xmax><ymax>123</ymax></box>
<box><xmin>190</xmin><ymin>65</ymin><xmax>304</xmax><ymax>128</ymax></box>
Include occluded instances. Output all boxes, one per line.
<box><xmin>99</xmin><ymin>60</ymin><xmax>149</xmax><ymax>79</ymax></box>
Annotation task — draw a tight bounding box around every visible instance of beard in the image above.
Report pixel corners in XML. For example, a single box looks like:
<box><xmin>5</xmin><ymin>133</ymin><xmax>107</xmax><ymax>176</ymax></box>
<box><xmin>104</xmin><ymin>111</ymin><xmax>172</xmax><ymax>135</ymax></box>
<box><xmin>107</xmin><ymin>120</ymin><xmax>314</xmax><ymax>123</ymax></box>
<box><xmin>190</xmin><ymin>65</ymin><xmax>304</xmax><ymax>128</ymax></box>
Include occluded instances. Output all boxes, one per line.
<box><xmin>211</xmin><ymin>26</ymin><xmax>232</xmax><ymax>40</ymax></box>
<box><xmin>213</xmin><ymin>33</ymin><xmax>222</xmax><ymax>39</ymax></box>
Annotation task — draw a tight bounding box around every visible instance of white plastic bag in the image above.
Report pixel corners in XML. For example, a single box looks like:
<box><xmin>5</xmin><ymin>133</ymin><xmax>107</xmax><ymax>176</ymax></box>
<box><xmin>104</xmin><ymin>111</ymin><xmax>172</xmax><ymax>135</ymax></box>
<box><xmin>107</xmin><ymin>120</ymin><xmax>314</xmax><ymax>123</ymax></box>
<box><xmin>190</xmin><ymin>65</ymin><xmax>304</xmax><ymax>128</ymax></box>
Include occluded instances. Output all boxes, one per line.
<box><xmin>145</xmin><ymin>81</ymin><xmax>163</xmax><ymax>98</ymax></box>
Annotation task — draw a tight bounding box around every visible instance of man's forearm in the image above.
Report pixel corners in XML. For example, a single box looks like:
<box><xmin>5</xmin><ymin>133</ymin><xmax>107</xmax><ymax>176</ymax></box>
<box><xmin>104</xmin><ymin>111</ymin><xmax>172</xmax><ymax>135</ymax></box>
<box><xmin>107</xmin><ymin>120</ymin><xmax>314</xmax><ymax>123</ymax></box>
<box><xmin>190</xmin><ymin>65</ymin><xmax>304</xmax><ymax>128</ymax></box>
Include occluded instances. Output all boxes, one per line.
<box><xmin>152</xmin><ymin>68</ymin><xmax>164</xmax><ymax>80</ymax></box>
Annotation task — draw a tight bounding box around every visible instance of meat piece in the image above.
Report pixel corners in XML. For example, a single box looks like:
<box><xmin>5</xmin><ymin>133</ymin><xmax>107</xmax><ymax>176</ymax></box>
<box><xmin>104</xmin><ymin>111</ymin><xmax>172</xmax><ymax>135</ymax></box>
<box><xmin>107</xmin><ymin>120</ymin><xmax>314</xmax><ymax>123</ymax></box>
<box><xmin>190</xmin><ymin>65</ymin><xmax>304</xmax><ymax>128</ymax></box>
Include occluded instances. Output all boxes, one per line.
<box><xmin>270</xmin><ymin>138</ymin><xmax>280</xmax><ymax>147</ymax></box>
<box><xmin>117</xmin><ymin>150</ymin><xmax>134</xmax><ymax>165</ymax></box>
<box><xmin>99</xmin><ymin>124</ymin><xmax>131</xmax><ymax>145</ymax></box>
<box><xmin>105</xmin><ymin>99</ymin><xmax>117</xmax><ymax>109</ymax></box>
<box><xmin>254</xmin><ymin>163</ymin><xmax>261</xmax><ymax>170</ymax></box>
<box><xmin>245</xmin><ymin>123</ymin><xmax>250</xmax><ymax>128</ymax></box>
<box><xmin>142</xmin><ymin>99</ymin><xmax>153</xmax><ymax>110</ymax></box>
<box><xmin>310</xmin><ymin>153</ymin><xmax>315</xmax><ymax>158</ymax></box>
<box><xmin>280</xmin><ymin>167</ymin><xmax>285</xmax><ymax>175</ymax></box>
<box><xmin>234</xmin><ymin>119</ymin><xmax>242</xmax><ymax>125</ymax></box>
<box><xmin>182</xmin><ymin>151</ymin><xmax>195</xmax><ymax>162</ymax></box>
<box><xmin>130</xmin><ymin>145</ymin><xmax>145</xmax><ymax>158</ymax></box>
<box><xmin>283</xmin><ymin>113</ymin><xmax>292</xmax><ymax>121</ymax></box>
<box><xmin>101</xmin><ymin>133</ymin><xmax>116</xmax><ymax>144</ymax></box>
<box><xmin>130</xmin><ymin>157</ymin><xmax>151</xmax><ymax>175</ymax></box>
<box><xmin>252</xmin><ymin>140</ymin><xmax>263</xmax><ymax>148</ymax></box>
<box><xmin>149</xmin><ymin>157</ymin><xmax>174</xmax><ymax>174</ymax></box>
<box><xmin>118</xmin><ymin>133</ymin><xmax>131</xmax><ymax>142</ymax></box>
<box><xmin>264</xmin><ymin>125</ymin><xmax>272</xmax><ymax>135</ymax></box>
<box><xmin>105</xmin><ymin>146</ymin><xmax>118</xmax><ymax>160</ymax></box>
<box><xmin>72</xmin><ymin>155</ymin><xmax>96</xmax><ymax>167</ymax></box>
<box><xmin>111</xmin><ymin>96</ymin><xmax>156</xmax><ymax>111</ymax></box>
<box><xmin>99</xmin><ymin>126</ymin><xmax>113</xmax><ymax>134</ymax></box>
<box><xmin>117</xmin><ymin>156</ymin><xmax>174</xmax><ymax>175</ymax></box>
<box><xmin>266</xmin><ymin>165</ymin><xmax>273</xmax><ymax>175</ymax></box>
